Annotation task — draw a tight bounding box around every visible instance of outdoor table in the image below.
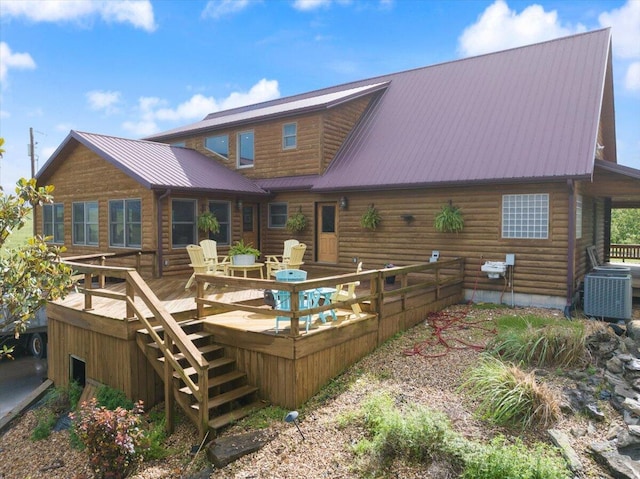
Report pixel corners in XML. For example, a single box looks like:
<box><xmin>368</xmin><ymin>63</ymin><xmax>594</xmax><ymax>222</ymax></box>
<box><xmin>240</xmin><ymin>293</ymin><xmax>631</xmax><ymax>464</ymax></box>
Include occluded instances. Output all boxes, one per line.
<box><xmin>227</xmin><ymin>262</ymin><xmax>264</xmax><ymax>279</ymax></box>
<box><xmin>315</xmin><ymin>287</ymin><xmax>337</xmax><ymax>323</ymax></box>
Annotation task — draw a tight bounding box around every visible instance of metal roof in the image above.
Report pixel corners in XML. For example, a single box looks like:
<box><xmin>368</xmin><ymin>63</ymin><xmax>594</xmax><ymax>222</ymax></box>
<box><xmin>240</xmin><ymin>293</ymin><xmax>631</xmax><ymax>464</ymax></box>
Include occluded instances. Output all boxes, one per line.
<box><xmin>313</xmin><ymin>29</ymin><xmax>613</xmax><ymax>191</ymax></box>
<box><xmin>146</xmin><ymin>82</ymin><xmax>389</xmax><ymax>141</ymax></box>
<box><xmin>37</xmin><ymin>131</ymin><xmax>268</xmax><ymax>195</ymax></box>
<box><xmin>255</xmin><ymin>175</ymin><xmax>319</xmax><ymax>192</ymax></box>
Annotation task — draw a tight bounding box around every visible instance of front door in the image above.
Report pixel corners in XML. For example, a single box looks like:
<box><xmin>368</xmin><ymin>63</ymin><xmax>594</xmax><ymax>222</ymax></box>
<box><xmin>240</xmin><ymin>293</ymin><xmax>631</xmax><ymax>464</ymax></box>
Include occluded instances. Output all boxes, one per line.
<box><xmin>241</xmin><ymin>204</ymin><xmax>259</xmax><ymax>249</ymax></box>
<box><xmin>317</xmin><ymin>202</ymin><xmax>338</xmax><ymax>263</ymax></box>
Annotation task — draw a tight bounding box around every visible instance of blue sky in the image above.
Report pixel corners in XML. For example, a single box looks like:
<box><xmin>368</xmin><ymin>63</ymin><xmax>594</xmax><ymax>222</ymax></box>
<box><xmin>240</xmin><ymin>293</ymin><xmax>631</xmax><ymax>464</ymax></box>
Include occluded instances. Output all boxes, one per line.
<box><xmin>1</xmin><ymin>0</ymin><xmax>639</xmax><ymax>193</ymax></box>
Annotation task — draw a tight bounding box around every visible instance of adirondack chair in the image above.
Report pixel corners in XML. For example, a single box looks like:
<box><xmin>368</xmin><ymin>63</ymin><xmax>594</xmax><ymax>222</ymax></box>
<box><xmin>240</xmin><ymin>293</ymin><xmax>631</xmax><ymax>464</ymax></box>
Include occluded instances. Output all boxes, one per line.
<box><xmin>273</xmin><ymin>269</ymin><xmax>319</xmax><ymax>333</ymax></box>
<box><xmin>331</xmin><ymin>261</ymin><xmax>363</xmax><ymax>317</ymax></box>
<box><xmin>267</xmin><ymin>243</ymin><xmax>306</xmax><ymax>277</ymax></box>
<box><xmin>265</xmin><ymin>239</ymin><xmax>299</xmax><ymax>277</ymax></box>
<box><xmin>185</xmin><ymin>244</ymin><xmax>224</xmax><ymax>290</ymax></box>
<box><xmin>199</xmin><ymin>239</ymin><xmax>230</xmax><ymax>274</ymax></box>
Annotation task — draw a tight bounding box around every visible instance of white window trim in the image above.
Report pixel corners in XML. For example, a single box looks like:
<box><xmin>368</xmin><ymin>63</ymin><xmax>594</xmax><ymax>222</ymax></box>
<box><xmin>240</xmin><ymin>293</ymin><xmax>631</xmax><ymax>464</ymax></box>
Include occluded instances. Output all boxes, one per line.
<box><xmin>237</xmin><ymin>130</ymin><xmax>254</xmax><ymax>169</ymax></box>
<box><xmin>282</xmin><ymin>122</ymin><xmax>297</xmax><ymax>150</ymax></box>
<box><xmin>72</xmin><ymin>201</ymin><xmax>99</xmax><ymax>246</ymax></box>
<box><xmin>171</xmin><ymin>198</ymin><xmax>197</xmax><ymax>248</ymax></box>
<box><xmin>576</xmin><ymin>194</ymin><xmax>583</xmax><ymax>240</ymax></box>
<box><xmin>501</xmin><ymin>193</ymin><xmax>549</xmax><ymax>239</ymax></box>
<box><xmin>268</xmin><ymin>202</ymin><xmax>288</xmax><ymax>229</ymax></box>
<box><xmin>109</xmin><ymin>199</ymin><xmax>142</xmax><ymax>248</ymax></box>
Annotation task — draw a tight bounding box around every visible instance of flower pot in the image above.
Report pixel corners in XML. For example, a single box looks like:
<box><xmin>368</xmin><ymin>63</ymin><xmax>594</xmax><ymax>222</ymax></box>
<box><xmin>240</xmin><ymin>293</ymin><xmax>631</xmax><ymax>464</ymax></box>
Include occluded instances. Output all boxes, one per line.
<box><xmin>232</xmin><ymin>254</ymin><xmax>255</xmax><ymax>266</ymax></box>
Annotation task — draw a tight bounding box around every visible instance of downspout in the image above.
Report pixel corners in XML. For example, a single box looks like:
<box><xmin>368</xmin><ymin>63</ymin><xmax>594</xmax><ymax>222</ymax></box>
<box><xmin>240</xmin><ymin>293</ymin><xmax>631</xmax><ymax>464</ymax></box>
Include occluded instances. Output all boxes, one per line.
<box><xmin>156</xmin><ymin>189</ymin><xmax>171</xmax><ymax>277</ymax></box>
<box><xmin>565</xmin><ymin>179</ymin><xmax>575</xmax><ymax>318</ymax></box>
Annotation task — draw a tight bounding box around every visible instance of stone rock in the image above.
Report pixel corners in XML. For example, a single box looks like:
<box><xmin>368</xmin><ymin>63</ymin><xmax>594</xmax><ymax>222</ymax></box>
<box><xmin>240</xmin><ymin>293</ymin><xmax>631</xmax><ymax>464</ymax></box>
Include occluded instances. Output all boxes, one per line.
<box><xmin>590</xmin><ymin>441</ymin><xmax>640</xmax><ymax>479</ymax></box>
<box><xmin>206</xmin><ymin>430</ymin><xmax>274</xmax><ymax>468</ymax></box>
<box><xmin>615</xmin><ymin>384</ymin><xmax>640</xmax><ymax>401</ymax></box>
<box><xmin>629</xmin><ymin>425</ymin><xmax>640</xmax><ymax>437</ymax></box>
<box><xmin>617</xmin><ymin>428</ymin><xmax>640</xmax><ymax>448</ymax></box>
<box><xmin>633</xmin><ymin>379</ymin><xmax>640</xmax><ymax>392</ymax></box>
<box><xmin>618</xmin><ymin>354</ymin><xmax>634</xmax><ymax>363</ymax></box>
<box><xmin>627</xmin><ymin>359</ymin><xmax>640</xmax><ymax>372</ymax></box>
<box><xmin>548</xmin><ymin>429</ymin><xmax>583</xmax><ymax>473</ymax></box>
<box><xmin>586</xmin><ymin>403</ymin><xmax>606</xmax><ymax>421</ymax></box>
<box><xmin>623</xmin><ymin>397</ymin><xmax>640</xmax><ymax>417</ymax></box>
<box><xmin>626</xmin><ymin>320</ymin><xmax>640</xmax><ymax>340</ymax></box>
<box><xmin>608</xmin><ymin>424</ymin><xmax>625</xmax><ymax>440</ymax></box>
<box><xmin>608</xmin><ymin>357</ymin><xmax>624</xmax><ymax>374</ymax></box>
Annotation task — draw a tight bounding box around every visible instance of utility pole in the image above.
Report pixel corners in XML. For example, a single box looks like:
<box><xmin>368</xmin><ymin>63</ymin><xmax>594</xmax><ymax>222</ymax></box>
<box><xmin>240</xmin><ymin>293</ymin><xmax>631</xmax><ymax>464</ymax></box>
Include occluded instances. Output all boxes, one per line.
<box><xmin>29</xmin><ymin>127</ymin><xmax>35</xmax><ymax>178</ymax></box>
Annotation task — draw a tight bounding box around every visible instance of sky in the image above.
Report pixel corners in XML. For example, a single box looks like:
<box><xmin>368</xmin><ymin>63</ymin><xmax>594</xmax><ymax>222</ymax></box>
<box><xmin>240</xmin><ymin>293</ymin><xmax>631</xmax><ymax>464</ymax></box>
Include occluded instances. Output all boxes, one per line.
<box><xmin>0</xmin><ymin>0</ymin><xmax>639</xmax><ymax>193</ymax></box>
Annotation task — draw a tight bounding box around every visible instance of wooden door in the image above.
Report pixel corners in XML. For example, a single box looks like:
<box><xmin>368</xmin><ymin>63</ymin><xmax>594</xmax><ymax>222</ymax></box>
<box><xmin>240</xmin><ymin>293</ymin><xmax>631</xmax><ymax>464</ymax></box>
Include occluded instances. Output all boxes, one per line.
<box><xmin>317</xmin><ymin>202</ymin><xmax>338</xmax><ymax>263</ymax></box>
<box><xmin>241</xmin><ymin>204</ymin><xmax>259</xmax><ymax>249</ymax></box>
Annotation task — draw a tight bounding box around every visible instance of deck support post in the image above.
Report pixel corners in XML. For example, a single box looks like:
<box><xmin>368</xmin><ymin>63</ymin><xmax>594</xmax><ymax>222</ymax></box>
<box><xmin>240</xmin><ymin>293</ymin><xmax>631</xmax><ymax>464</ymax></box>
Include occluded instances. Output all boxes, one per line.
<box><xmin>290</xmin><ymin>286</ymin><xmax>300</xmax><ymax>336</ymax></box>
<box><xmin>83</xmin><ymin>273</ymin><xmax>93</xmax><ymax>311</ymax></box>
<box><xmin>198</xmin><ymin>368</ymin><xmax>209</xmax><ymax>440</ymax></box>
<box><xmin>99</xmin><ymin>256</ymin><xmax>106</xmax><ymax>288</ymax></box>
<box><xmin>196</xmin><ymin>280</ymin><xmax>205</xmax><ymax>318</ymax></box>
<box><xmin>164</xmin><ymin>337</ymin><xmax>175</xmax><ymax>435</ymax></box>
<box><xmin>126</xmin><ymin>281</ymin><xmax>135</xmax><ymax>319</ymax></box>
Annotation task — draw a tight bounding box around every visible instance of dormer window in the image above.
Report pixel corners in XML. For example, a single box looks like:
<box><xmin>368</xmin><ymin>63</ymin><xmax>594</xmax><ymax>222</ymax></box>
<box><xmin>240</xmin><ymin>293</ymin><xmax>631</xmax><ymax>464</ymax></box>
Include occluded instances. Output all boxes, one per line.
<box><xmin>283</xmin><ymin>123</ymin><xmax>297</xmax><ymax>150</ymax></box>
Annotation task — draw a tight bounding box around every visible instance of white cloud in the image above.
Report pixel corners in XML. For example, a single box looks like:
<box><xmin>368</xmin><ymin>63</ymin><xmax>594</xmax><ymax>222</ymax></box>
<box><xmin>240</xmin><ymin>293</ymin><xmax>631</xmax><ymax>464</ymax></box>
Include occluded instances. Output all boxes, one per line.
<box><xmin>458</xmin><ymin>0</ymin><xmax>585</xmax><ymax>57</ymax></box>
<box><xmin>122</xmin><ymin>79</ymin><xmax>280</xmax><ymax>136</ymax></box>
<box><xmin>0</xmin><ymin>42</ymin><xmax>36</xmax><ymax>83</ymax></box>
<box><xmin>201</xmin><ymin>0</ymin><xmax>252</xmax><ymax>19</ymax></box>
<box><xmin>86</xmin><ymin>90</ymin><xmax>122</xmax><ymax>114</ymax></box>
<box><xmin>293</xmin><ymin>0</ymin><xmax>332</xmax><ymax>11</ymax></box>
<box><xmin>0</xmin><ymin>0</ymin><xmax>157</xmax><ymax>32</ymax></box>
<box><xmin>599</xmin><ymin>0</ymin><xmax>640</xmax><ymax>59</ymax></box>
<box><xmin>625</xmin><ymin>62</ymin><xmax>640</xmax><ymax>91</ymax></box>
<box><xmin>0</xmin><ymin>110</ymin><xmax>9</xmax><ymax>119</ymax></box>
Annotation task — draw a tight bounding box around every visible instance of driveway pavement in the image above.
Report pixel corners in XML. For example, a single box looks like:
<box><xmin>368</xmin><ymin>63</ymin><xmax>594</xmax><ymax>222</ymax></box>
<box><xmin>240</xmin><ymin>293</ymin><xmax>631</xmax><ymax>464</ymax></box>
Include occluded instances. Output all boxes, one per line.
<box><xmin>0</xmin><ymin>354</ymin><xmax>48</xmax><ymax>419</ymax></box>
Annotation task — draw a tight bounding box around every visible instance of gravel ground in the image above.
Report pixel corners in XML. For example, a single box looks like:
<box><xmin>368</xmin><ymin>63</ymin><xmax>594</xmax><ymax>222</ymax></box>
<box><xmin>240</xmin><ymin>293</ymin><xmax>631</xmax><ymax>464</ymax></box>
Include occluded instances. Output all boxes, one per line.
<box><xmin>0</xmin><ymin>305</ymin><xmax>622</xmax><ymax>479</ymax></box>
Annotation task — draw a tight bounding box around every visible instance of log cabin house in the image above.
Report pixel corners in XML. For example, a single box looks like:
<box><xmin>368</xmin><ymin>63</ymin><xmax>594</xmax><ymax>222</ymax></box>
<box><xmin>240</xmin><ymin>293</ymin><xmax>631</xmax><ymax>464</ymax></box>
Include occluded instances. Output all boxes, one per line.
<box><xmin>33</xmin><ymin>29</ymin><xmax>640</xmax><ymax>437</ymax></box>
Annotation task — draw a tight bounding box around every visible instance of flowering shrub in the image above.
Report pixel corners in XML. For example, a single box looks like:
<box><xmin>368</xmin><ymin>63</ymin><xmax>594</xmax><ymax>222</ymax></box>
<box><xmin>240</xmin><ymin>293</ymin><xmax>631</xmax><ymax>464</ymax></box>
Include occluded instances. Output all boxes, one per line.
<box><xmin>70</xmin><ymin>398</ymin><xmax>147</xmax><ymax>479</ymax></box>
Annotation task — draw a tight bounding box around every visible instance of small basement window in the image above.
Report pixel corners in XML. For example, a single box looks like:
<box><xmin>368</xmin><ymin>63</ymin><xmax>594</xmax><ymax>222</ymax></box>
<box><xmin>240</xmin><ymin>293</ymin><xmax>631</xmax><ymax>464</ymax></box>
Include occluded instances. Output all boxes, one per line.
<box><xmin>70</xmin><ymin>355</ymin><xmax>86</xmax><ymax>387</ymax></box>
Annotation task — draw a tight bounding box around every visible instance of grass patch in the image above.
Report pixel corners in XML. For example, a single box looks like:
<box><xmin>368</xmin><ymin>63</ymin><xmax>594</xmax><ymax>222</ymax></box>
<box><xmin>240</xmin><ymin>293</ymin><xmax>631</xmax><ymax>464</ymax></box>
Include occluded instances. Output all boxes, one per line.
<box><xmin>0</xmin><ymin>212</ymin><xmax>33</xmax><ymax>254</ymax></box>
<box><xmin>344</xmin><ymin>391</ymin><xmax>569</xmax><ymax>478</ymax></box>
<box><xmin>488</xmin><ymin>314</ymin><xmax>587</xmax><ymax>368</ymax></box>
<box><xmin>461</xmin><ymin>356</ymin><xmax>560</xmax><ymax>429</ymax></box>
<box><xmin>235</xmin><ymin>405</ymin><xmax>289</xmax><ymax>429</ymax></box>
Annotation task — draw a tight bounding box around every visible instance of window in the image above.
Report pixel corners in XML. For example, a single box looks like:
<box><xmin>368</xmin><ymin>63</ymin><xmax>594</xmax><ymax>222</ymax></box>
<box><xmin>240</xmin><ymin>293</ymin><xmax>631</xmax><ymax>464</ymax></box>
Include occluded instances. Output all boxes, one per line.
<box><xmin>502</xmin><ymin>194</ymin><xmax>549</xmax><ymax>239</ymax></box>
<box><xmin>268</xmin><ymin>203</ymin><xmax>288</xmax><ymax>228</ymax></box>
<box><xmin>73</xmin><ymin>201</ymin><xmax>99</xmax><ymax>245</ymax></box>
<box><xmin>109</xmin><ymin>199</ymin><xmax>141</xmax><ymax>248</ymax></box>
<box><xmin>576</xmin><ymin>194</ymin><xmax>583</xmax><ymax>239</ymax></box>
<box><xmin>172</xmin><ymin>199</ymin><xmax>196</xmax><ymax>247</ymax></box>
<box><xmin>204</xmin><ymin>135</ymin><xmax>229</xmax><ymax>160</ymax></box>
<box><xmin>237</xmin><ymin>131</ymin><xmax>254</xmax><ymax>168</ymax></box>
<box><xmin>208</xmin><ymin>201</ymin><xmax>230</xmax><ymax>245</ymax></box>
<box><xmin>283</xmin><ymin>123</ymin><xmax>297</xmax><ymax>150</ymax></box>
<box><xmin>43</xmin><ymin>203</ymin><xmax>64</xmax><ymax>244</ymax></box>
<box><xmin>171</xmin><ymin>141</ymin><xmax>186</xmax><ymax>147</ymax></box>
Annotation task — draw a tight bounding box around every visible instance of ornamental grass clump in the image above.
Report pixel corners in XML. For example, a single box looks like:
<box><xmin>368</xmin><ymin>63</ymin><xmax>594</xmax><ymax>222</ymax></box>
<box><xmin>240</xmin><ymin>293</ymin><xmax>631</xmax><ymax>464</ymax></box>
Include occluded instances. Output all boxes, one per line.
<box><xmin>71</xmin><ymin>398</ymin><xmax>148</xmax><ymax>479</ymax></box>
<box><xmin>488</xmin><ymin>315</ymin><xmax>587</xmax><ymax>368</ymax></box>
<box><xmin>461</xmin><ymin>356</ymin><xmax>560</xmax><ymax>429</ymax></box>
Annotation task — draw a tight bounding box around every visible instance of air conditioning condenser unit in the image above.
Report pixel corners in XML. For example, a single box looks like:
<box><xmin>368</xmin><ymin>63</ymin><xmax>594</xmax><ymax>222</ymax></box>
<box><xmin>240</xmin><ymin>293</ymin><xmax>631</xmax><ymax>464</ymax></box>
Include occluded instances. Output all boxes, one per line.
<box><xmin>583</xmin><ymin>272</ymin><xmax>632</xmax><ymax>320</ymax></box>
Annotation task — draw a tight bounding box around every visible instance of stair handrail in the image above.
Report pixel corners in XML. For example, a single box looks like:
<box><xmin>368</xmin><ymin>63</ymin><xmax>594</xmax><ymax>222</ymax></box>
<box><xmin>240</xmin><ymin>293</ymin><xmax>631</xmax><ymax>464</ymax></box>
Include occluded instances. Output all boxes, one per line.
<box><xmin>61</xmin><ymin>260</ymin><xmax>209</xmax><ymax>434</ymax></box>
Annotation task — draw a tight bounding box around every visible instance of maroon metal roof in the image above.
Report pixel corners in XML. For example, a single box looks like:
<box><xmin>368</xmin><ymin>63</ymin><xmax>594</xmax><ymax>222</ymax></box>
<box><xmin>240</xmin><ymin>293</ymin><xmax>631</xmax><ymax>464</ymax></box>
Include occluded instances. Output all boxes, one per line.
<box><xmin>312</xmin><ymin>29</ymin><xmax>613</xmax><ymax>191</ymax></box>
<box><xmin>255</xmin><ymin>175</ymin><xmax>319</xmax><ymax>191</ymax></box>
<box><xmin>37</xmin><ymin>131</ymin><xmax>267</xmax><ymax>195</ymax></box>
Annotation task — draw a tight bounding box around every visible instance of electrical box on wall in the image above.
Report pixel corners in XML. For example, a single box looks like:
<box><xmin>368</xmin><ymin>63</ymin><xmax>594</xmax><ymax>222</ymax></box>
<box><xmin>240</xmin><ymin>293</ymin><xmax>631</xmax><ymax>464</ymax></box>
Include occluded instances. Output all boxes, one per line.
<box><xmin>506</xmin><ymin>254</ymin><xmax>515</xmax><ymax>266</ymax></box>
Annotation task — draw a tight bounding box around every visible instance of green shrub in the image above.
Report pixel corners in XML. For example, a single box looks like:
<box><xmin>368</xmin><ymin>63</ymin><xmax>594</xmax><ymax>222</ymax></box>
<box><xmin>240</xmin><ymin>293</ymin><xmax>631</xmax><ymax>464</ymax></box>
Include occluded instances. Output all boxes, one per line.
<box><xmin>461</xmin><ymin>356</ymin><xmax>560</xmax><ymax>429</ymax></box>
<box><xmin>71</xmin><ymin>398</ymin><xmax>147</xmax><ymax>479</ymax></box>
<box><xmin>68</xmin><ymin>380</ymin><xmax>83</xmax><ymax>410</ymax></box>
<box><xmin>488</xmin><ymin>315</ymin><xmax>586</xmax><ymax>368</ymax></box>
<box><xmin>96</xmin><ymin>385</ymin><xmax>134</xmax><ymax>410</ymax></box>
<box><xmin>31</xmin><ymin>409</ymin><xmax>57</xmax><ymax>441</ymax></box>
<box><xmin>462</xmin><ymin>436</ymin><xmax>570</xmax><ymax>479</ymax></box>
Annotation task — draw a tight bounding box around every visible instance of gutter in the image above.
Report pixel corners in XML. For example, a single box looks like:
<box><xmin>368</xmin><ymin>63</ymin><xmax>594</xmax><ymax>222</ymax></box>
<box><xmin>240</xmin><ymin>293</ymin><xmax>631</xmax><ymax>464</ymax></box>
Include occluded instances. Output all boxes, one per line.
<box><xmin>565</xmin><ymin>179</ymin><xmax>575</xmax><ymax>318</ymax></box>
<box><xmin>156</xmin><ymin>189</ymin><xmax>171</xmax><ymax>277</ymax></box>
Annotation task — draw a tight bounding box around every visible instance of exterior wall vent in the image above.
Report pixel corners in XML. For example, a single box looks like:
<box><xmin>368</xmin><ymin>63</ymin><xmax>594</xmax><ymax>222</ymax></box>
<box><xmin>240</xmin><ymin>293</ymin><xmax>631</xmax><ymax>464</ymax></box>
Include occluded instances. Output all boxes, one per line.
<box><xmin>584</xmin><ymin>272</ymin><xmax>632</xmax><ymax>320</ymax></box>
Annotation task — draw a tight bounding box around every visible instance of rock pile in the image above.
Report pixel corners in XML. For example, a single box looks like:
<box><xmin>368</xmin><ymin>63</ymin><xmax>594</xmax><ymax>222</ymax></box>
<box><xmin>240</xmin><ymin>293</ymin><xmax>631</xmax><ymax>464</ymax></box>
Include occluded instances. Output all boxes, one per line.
<box><xmin>557</xmin><ymin>321</ymin><xmax>640</xmax><ymax>479</ymax></box>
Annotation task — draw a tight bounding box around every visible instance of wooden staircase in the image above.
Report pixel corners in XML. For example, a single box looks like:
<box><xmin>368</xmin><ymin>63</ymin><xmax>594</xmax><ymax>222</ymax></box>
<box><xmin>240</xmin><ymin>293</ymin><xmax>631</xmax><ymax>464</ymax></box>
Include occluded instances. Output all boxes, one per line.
<box><xmin>136</xmin><ymin>319</ymin><xmax>266</xmax><ymax>436</ymax></box>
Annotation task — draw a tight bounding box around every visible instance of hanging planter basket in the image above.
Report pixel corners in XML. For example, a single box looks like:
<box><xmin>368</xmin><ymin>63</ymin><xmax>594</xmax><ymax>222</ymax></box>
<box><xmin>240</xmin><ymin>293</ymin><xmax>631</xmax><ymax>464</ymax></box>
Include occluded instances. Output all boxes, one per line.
<box><xmin>360</xmin><ymin>204</ymin><xmax>382</xmax><ymax>230</ymax></box>
<box><xmin>286</xmin><ymin>207</ymin><xmax>307</xmax><ymax>233</ymax></box>
<box><xmin>434</xmin><ymin>201</ymin><xmax>464</xmax><ymax>233</ymax></box>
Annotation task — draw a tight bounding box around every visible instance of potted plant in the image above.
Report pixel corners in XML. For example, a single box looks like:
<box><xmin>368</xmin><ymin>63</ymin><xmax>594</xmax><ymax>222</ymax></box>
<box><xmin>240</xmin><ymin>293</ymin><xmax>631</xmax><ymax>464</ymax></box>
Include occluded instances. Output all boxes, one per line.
<box><xmin>360</xmin><ymin>204</ymin><xmax>382</xmax><ymax>230</ymax></box>
<box><xmin>434</xmin><ymin>201</ymin><xmax>464</xmax><ymax>233</ymax></box>
<box><xmin>197</xmin><ymin>211</ymin><xmax>220</xmax><ymax>235</ymax></box>
<box><xmin>228</xmin><ymin>239</ymin><xmax>261</xmax><ymax>265</ymax></box>
<box><xmin>384</xmin><ymin>263</ymin><xmax>396</xmax><ymax>285</ymax></box>
<box><xmin>286</xmin><ymin>207</ymin><xmax>307</xmax><ymax>233</ymax></box>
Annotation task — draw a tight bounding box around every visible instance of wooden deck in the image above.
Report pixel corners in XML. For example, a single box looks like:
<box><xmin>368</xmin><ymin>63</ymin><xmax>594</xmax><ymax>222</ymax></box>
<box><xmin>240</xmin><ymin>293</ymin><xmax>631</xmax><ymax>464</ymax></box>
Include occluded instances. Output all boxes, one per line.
<box><xmin>46</xmin><ymin>259</ymin><xmax>465</xmax><ymax>436</ymax></box>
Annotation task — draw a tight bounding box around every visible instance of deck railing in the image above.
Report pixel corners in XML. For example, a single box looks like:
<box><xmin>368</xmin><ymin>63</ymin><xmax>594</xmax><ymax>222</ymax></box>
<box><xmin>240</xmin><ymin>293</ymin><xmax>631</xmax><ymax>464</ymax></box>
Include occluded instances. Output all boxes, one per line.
<box><xmin>61</xmin><ymin>260</ymin><xmax>209</xmax><ymax>435</ymax></box>
<box><xmin>610</xmin><ymin>244</ymin><xmax>640</xmax><ymax>262</ymax></box>
<box><xmin>194</xmin><ymin>259</ymin><xmax>465</xmax><ymax>335</ymax></box>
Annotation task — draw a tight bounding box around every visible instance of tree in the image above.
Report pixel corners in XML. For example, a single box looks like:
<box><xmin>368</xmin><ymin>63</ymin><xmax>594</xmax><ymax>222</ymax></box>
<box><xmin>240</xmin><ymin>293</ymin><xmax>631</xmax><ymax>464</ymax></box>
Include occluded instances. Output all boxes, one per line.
<box><xmin>611</xmin><ymin>209</ymin><xmax>640</xmax><ymax>244</ymax></box>
<box><xmin>1</xmin><ymin>172</ymin><xmax>74</xmax><ymax>358</ymax></box>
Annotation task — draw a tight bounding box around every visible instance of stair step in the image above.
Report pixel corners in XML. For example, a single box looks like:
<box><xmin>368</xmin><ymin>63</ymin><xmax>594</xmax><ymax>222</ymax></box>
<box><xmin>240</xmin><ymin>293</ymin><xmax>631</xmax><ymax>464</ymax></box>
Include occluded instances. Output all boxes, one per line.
<box><xmin>174</xmin><ymin>357</ymin><xmax>236</xmax><ymax>378</ymax></box>
<box><xmin>146</xmin><ymin>331</ymin><xmax>214</xmax><ymax>350</ymax></box>
<box><xmin>178</xmin><ymin>370</ymin><xmax>246</xmax><ymax>395</ymax></box>
<box><xmin>191</xmin><ymin>384</ymin><xmax>259</xmax><ymax>411</ymax></box>
<box><xmin>208</xmin><ymin>400</ymin><xmax>268</xmax><ymax>430</ymax></box>
<box><xmin>156</xmin><ymin>343</ymin><xmax>223</xmax><ymax>363</ymax></box>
